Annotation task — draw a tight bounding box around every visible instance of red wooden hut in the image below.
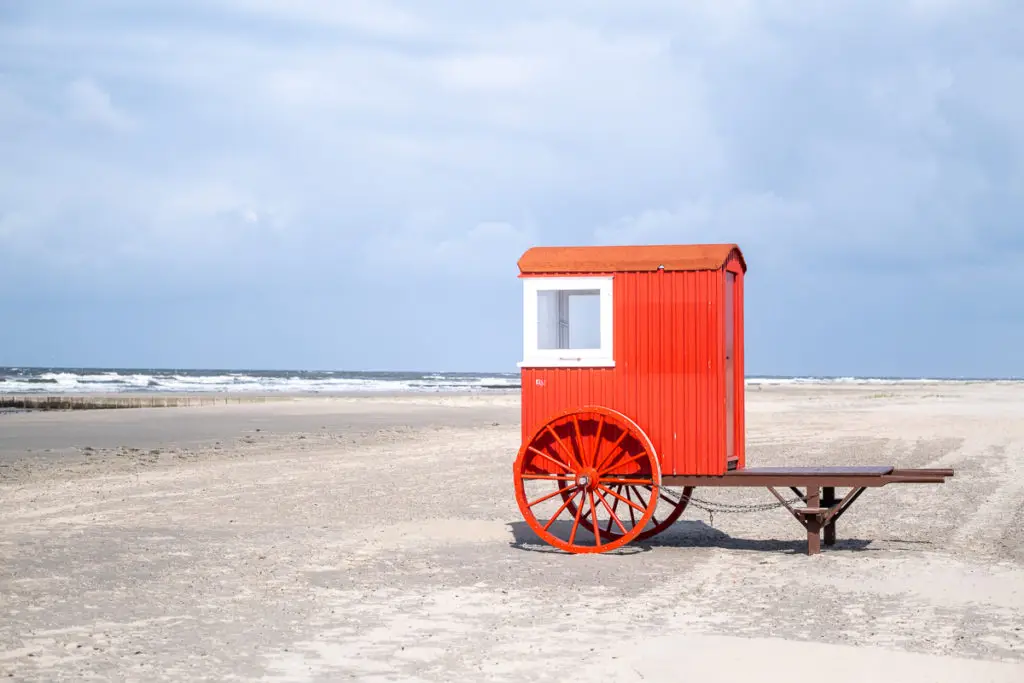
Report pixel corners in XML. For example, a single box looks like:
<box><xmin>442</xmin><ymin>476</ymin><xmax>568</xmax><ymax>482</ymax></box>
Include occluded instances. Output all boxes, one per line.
<box><xmin>517</xmin><ymin>243</ymin><xmax>747</xmax><ymax>476</ymax></box>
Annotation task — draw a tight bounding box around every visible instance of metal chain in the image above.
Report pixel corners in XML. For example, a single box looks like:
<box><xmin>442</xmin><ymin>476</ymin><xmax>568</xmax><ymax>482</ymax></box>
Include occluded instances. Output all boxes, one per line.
<box><xmin>657</xmin><ymin>485</ymin><xmax>803</xmax><ymax>528</ymax></box>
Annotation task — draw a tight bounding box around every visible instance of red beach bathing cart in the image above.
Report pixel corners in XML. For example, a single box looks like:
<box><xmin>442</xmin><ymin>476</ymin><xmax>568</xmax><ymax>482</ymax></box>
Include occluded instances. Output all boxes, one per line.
<box><xmin>511</xmin><ymin>243</ymin><xmax>953</xmax><ymax>555</ymax></box>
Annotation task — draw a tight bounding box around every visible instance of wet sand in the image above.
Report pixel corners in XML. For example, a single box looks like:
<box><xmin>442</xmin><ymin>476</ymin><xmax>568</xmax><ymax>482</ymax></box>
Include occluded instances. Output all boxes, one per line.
<box><xmin>1</xmin><ymin>384</ymin><xmax>1023</xmax><ymax>681</ymax></box>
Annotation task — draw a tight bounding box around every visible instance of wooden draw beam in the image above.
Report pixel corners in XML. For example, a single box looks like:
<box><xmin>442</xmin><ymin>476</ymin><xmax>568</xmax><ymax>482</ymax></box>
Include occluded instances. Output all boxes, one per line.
<box><xmin>662</xmin><ymin>466</ymin><xmax>955</xmax><ymax>555</ymax></box>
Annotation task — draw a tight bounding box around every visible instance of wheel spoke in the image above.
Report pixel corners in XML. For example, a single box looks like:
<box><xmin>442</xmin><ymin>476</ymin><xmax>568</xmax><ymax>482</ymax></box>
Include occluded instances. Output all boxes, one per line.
<box><xmin>572</xmin><ymin>415</ymin><xmax>587</xmax><ymax>467</ymax></box>
<box><xmin>520</xmin><ymin>474</ymin><xmax>575</xmax><ymax>481</ymax></box>
<box><xmin>628</xmin><ymin>484</ymin><xmax>646</xmax><ymax>502</ymax></box>
<box><xmin>632</xmin><ymin>486</ymin><xmax>658</xmax><ymax>527</ymax></box>
<box><xmin>658</xmin><ymin>491</ymin><xmax>680</xmax><ymax>506</ymax></box>
<box><xmin>577</xmin><ymin>497</ymin><xmax>594</xmax><ymax>522</ymax></box>
<box><xmin>543</xmin><ymin>488</ymin><xmax>582</xmax><ymax>532</ymax></box>
<box><xmin>527</xmin><ymin>446</ymin><xmax>572</xmax><ymax>473</ymax></box>
<box><xmin>603</xmin><ymin>484</ymin><xmax>622</xmax><ymax>534</ymax></box>
<box><xmin>628</xmin><ymin>485</ymin><xmax>650</xmax><ymax>526</ymax></box>
<box><xmin>590</xmin><ymin>415</ymin><xmax>605</xmax><ymax>468</ymax></box>
<box><xmin>602</xmin><ymin>484</ymin><xmax>647</xmax><ymax>515</ymax></box>
<box><xmin>568</xmin><ymin>491</ymin><xmax>586</xmax><ymax>544</ymax></box>
<box><xmin>625</xmin><ymin>486</ymin><xmax>637</xmax><ymax>526</ymax></box>
<box><xmin>599</xmin><ymin>477</ymin><xmax>657</xmax><ymax>485</ymax></box>
<box><xmin>599</xmin><ymin>449</ymin><xmax>650</xmax><ymax>476</ymax></box>
<box><xmin>546</xmin><ymin>425</ymin><xmax>583</xmax><ymax>471</ymax></box>
<box><xmin>588</xmin><ymin>490</ymin><xmax>601</xmax><ymax>547</ymax></box>
<box><xmin>630</xmin><ymin>484</ymin><xmax>655</xmax><ymax>511</ymax></box>
<box><xmin>593</xmin><ymin>429</ymin><xmax>629</xmax><ymax>473</ymax></box>
<box><xmin>527</xmin><ymin>483</ymin><xmax>578</xmax><ymax>508</ymax></box>
<box><xmin>596</xmin><ymin>488</ymin><xmax>629</xmax><ymax>535</ymax></box>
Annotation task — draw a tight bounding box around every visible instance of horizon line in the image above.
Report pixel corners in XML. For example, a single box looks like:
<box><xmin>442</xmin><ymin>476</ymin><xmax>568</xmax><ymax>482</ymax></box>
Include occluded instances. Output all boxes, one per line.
<box><xmin>0</xmin><ymin>365</ymin><xmax>1021</xmax><ymax>382</ymax></box>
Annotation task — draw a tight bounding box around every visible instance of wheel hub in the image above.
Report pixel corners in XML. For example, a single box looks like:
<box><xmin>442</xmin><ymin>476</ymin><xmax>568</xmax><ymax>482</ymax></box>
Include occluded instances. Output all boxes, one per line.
<box><xmin>575</xmin><ymin>468</ymin><xmax>599</xmax><ymax>490</ymax></box>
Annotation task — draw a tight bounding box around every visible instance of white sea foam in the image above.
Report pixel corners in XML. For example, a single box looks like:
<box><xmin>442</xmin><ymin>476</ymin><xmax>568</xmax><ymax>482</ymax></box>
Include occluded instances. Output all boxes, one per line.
<box><xmin>0</xmin><ymin>368</ymin><xmax>1017</xmax><ymax>395</ymax></box>
<box><xmin>743</xmin><ymin>376</ymin><xmax>1015</xmax><ymax>386</ymax></box>
<box><xmin>0</xmin><ymin>368</ymin><xmax>522</xmax><ymax>394</ymax></box>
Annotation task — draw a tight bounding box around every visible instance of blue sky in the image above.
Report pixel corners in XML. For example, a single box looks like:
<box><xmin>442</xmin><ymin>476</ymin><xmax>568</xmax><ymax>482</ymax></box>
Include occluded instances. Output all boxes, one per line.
<box><xmin>1</xmin><ymin>1</ymin><xmax>1022</xmax><ymax>377</ymax></box>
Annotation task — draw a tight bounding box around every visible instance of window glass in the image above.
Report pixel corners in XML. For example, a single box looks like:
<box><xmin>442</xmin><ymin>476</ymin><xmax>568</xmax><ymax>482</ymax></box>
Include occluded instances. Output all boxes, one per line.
<box><xmin>537</xmin><ymin>288</ymin><xmax>601</xmax><ymax>350</ymax></box>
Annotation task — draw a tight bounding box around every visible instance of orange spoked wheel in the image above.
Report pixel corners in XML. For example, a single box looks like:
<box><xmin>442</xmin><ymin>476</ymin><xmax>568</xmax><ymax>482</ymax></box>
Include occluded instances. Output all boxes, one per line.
<box><xmin>562</xmin><ymin>483</ymin><xmax>695</xmax><ymax>543</ymax></box>
<box><xmin>512</xmin><ymin>406</ymin><xmax>661</xmax><ymax>554</ymax></box>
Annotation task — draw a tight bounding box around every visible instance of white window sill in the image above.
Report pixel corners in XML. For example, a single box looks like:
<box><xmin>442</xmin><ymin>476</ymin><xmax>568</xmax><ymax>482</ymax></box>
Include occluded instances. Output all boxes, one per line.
<box><xmin>518</xmin><ymin>358</ymin><xmax>616</xmax><ymax>369</ymax></box>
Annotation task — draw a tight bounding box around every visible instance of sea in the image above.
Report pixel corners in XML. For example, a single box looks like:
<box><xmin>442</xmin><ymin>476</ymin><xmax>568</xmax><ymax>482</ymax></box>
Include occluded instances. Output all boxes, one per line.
<box><xmin>0</xmin><ymin>367</ymin><xmax>1018</xmax><ymax>395</ymax></box>
<box><xmin>0</xmin><ymin>367</ymin><xmax>521</xmax><ymax>394</ymax></box>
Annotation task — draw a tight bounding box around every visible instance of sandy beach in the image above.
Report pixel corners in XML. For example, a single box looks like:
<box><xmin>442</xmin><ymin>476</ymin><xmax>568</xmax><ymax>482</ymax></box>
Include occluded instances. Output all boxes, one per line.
<box><xmin>2</xmin><ymin>382</ymin><xmax>1023</xmax><ymax>681</ymax></box>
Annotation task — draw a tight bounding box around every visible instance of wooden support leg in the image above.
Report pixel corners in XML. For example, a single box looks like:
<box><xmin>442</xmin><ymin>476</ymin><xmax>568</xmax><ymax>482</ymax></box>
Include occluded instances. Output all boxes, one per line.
<box><xmin>822</xmin><ymin>486</ymin><xmax>837</xmax><ymax>547</ymax></box>
<box><xmin>806</xmin><ymin>487</ymin><xmax>821</xmax><ymax>555</ymax></box>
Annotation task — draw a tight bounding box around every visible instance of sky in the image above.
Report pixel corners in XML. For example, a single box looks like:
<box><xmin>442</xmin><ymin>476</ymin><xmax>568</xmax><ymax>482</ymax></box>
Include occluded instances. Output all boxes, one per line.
<box><xmin>0</xmin><ymin>0</ymin><xmax>1022</xmax><ymax>377</ymax></box>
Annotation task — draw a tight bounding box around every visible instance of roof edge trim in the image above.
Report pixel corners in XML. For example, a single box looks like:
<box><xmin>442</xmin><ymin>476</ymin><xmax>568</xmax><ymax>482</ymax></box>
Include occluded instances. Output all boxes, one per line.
<box><xmin>517</xmin><ymin>243</ymin><xmax>746</xmax><ymax>275</ymax></box>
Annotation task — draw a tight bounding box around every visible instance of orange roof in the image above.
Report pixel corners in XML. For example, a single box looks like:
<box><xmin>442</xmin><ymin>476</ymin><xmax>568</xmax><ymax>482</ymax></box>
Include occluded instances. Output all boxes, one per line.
<box><xmin>517</xmin><ymin>243</ymin><xmax>745</xmax><ymax>274</ymax></box>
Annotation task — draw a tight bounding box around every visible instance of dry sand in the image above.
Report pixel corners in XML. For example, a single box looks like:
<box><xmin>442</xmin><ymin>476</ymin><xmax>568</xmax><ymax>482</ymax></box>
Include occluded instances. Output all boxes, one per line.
<box><xmin>1</xmin><ymin>383</ymin><xmax>1023</xmax><ymax>681</ymax></box>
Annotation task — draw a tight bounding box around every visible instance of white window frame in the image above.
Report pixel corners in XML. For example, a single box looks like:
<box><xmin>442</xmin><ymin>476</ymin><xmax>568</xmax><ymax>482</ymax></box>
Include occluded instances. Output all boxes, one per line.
<box><xmin>518</xmin><ymin>276</ymin><xmax>615</xmax><ymax>368</ymax></box>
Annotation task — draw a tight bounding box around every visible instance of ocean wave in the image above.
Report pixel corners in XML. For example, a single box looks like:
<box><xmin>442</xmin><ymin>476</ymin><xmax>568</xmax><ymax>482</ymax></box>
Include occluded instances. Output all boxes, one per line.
<box><xmin>743</xmin><ymin>376</ymin><xmax>1019</xmax><ymax>385</ymax></box>
<box><xmin>0</xmin><ymin>367</ymin><xmax>1017</xmax><ymax>395</ymax></box>
<box><xmin>0</xmin><ymin>368</ymin><xmax>522</xmax><ymax>394</ymax></box>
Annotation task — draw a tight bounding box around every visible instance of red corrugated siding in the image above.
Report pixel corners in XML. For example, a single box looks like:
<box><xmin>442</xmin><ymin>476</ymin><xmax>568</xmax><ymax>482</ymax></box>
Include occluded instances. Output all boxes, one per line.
<box><xmin>521</xmin><ymin>266</ymin><xmax>744</xmax><ymax>476</ymax></box>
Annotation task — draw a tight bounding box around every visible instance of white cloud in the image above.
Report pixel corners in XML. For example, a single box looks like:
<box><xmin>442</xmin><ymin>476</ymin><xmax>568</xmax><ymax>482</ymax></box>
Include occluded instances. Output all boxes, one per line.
<box><xmin>0</xmin><ymin>81</ymin><xmax>37</xmax><ymax>126</ymax></box>
<box><xmin>66</xmin><ymin>78</ymin><xmax>134</xmax><ymax>130</ymax></box>
<box><xmin>2</xmin><ymin>0</ymin><xmax>1022</xmax><ymax>285</ymax></box>
<box><xmin>434</xmin><ymin>54</ymin><xmax>545</xmax><ymax>93</ymax></box>
<box><xmin>365</xmin><ymin>211</ymin><xmax>537</xmax><ymax>279</ymax></box>
<box><xmin>224</xmin><ymin>0</ymin><xmax>430</xmax><ymax>38</ymax></box>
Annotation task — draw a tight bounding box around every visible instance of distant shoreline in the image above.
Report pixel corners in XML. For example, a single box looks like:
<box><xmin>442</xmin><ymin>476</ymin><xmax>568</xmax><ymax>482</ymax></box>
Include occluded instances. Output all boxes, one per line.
<box><xmin>0</xmin><ymin>390</ymin><xmax>521</xmax><ymax>412</ymax></box>
<box><xmin>3</xmin><ymin>377</ymin><xmax>1024</xmax><ymax>412</ymax></box>
<box><xmin>2</xmin><ymin>366</ymin><xmax>1023</xmax><ymax>411</ymax></box>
